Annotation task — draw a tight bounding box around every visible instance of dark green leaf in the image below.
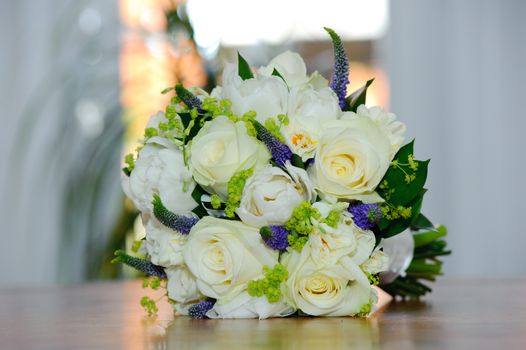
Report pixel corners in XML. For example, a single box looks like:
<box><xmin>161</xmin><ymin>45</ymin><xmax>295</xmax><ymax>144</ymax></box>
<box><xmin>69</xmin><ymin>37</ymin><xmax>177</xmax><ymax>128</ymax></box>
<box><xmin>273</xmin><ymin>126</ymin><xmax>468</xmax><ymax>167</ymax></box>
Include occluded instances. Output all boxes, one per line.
<box><xmin>378</xmin><ymin>140</ymin><xmax>429</xmax><ymax>206</ymax></box>
<box><xmin>290</xmin><ymin>154</ymin><xmax>305</xmax><ymax>169</ymax></box>
<box><xmin>343</xmin><ymin>78</ymin><xmax>374</xmax><ymax>112</ymax></box>
<box><xmin>272</xmin><ymin>68</ymin><xmax>286</xmax><ymax>82</ymax></box>
<box><xmin>411</xmin><ymin>213</ymin><xmax>434</xmax><ymax>230</ymax></box>
<box><xmin>378</xmin><ymin>189</ymin><xmax>427</xmax><ymax>237</ymax></box>
<box><xmin>237</xmin><ymin>52</ymin><xmax>254</xmax><ymax>80</ymax></box>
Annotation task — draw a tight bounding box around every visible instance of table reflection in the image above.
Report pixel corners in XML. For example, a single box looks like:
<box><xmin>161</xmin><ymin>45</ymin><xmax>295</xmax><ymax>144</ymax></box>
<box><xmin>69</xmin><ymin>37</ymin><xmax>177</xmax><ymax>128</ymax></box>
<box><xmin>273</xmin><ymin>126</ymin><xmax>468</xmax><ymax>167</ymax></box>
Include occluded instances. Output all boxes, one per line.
<box><xmin>144</xmin><ymin>316</ymin><xmax>380</xmax><ymax>350</ymax></box>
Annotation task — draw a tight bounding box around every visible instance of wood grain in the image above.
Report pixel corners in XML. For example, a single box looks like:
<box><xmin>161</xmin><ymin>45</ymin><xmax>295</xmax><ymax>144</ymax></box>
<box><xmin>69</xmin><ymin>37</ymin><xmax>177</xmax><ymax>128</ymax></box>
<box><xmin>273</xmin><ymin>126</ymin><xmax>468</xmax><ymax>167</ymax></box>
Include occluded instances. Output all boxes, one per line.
<box><xmin>0</xmin><ymin>279</ymin><xmax>525</xmax><ymax>349</ymax></box>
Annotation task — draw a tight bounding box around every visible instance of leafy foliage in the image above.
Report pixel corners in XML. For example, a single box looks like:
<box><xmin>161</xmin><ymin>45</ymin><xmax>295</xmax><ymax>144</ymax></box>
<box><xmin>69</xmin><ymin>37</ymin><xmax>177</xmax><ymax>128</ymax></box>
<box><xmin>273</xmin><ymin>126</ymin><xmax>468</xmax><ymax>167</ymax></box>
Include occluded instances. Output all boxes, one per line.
<box><xmin>377</xmin><ymin>141</ymin><xmax>430</xmax><ymax>237</ymax></box>
<box><xmin>344</xmin><ymin>78</ymin><xmax>375</xmax><ymax>112</ymax></box>
<box><xmin>237</xmin><ymin>52</ymin><xmax>254</xmax><ymax>80</ymax></box>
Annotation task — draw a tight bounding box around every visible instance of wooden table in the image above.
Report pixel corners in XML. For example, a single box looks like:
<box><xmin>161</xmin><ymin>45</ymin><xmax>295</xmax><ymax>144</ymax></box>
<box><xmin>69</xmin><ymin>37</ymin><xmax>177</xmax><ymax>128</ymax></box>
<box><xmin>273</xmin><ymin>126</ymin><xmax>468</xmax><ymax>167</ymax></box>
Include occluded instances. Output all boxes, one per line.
<box><xmin>0</xmin><ymin>279</ymin><xmax>525</xmax><ymax>349</ymax></box>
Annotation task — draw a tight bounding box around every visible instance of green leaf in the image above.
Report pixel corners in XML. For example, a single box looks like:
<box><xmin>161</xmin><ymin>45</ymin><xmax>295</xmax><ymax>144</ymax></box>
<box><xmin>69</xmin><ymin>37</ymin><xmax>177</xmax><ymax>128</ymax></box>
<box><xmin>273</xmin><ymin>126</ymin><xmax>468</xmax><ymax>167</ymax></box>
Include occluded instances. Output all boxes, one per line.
<box><xmin>238</xmin><ymin>52</ymin><xmax>254</xmax><ymax>80</ymax></box>
<box><xmin>290</xmin><ymin>154</ymin><xmax>305</xmax><ymax>169</ymax></box>
<box><xmin>271</xmin><ymin>68</ymin><xmax>285</xmax><ymax>82</ymax></box>
<box><xmin>344</xmin><ymin>78</ymin><xmax>374</xmax><ymax>112</ymax></box>
<box><xmin>413</xmin><ymin>225</ymin><xmax>447</xmax><ymax>248</ymax></box>
<box><xmin>161</xmin><ymin>86</ymin><xmax>175</xmax><ymax>94</ymax></box>
<box><xmin>190</xmin><ymin>185</ymin><xmax>207</xmax><ymax>218</ymax></box>
<box><xmin>411</xmin><ymin>213</ymin><xmax>434</xmax><ymax>230</ymax></box>
<box><xmin>379</xmin><ymin>189</ymin><xmax>427</xmax><ymax>237</ymax></box>
<box><xmin>378</xmin><ymin>140</ymin><xmax>429</xmax><ymax>206</ymax></box>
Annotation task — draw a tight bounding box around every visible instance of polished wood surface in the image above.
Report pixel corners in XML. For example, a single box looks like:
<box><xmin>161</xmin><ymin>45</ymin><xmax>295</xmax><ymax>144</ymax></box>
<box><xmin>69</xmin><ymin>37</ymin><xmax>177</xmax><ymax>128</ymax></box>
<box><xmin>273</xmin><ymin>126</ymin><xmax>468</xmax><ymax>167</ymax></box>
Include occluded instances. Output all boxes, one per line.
<box><xmin>1</xmin><ymin>279</ymin><xmax>525</xmax><ymax>349</ymax></box>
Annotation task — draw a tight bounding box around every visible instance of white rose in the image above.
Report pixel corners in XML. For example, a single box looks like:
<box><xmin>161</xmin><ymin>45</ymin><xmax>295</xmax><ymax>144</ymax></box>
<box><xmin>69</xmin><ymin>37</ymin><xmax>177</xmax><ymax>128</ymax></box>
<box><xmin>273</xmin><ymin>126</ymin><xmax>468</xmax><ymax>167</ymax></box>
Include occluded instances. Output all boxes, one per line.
<box><xmin>183</xmin><ymin>217</ymin><xmax>279</xmax><ymax>301</ymax></box>
<box><xmin>283</xmin><ymin>87</ymin><xmax>341</xmax><ymax>161</ymax></box>
<box><xmin>308</xmin><ymin>203</ymin><xmax>357</xmax><ymax>266</ymax></box>
<box><xmin>282</xmin><ymin>243</ymin><xmax>373</xmax><ymax>316</ymax></box>
<box><xmin>361</xmin><ymin>249</ymin><xmax>389</xmax><ymax>275</ymax></box>
<box><xmin>214</xmin><ymin>64</ymin><xmax>288</xmax><ymax>123</ymax></box>
<box><xmin>144</xmin><ymin>219</ymin><xmax>189</xmax><ymax>267</ymax></box>
<box><xmin>344</xmin><ymin>105</ymin><xmax>406</xmax><ymax>158</ymax></box>
<box><xmin>349</xmin><ymin>227</ymin><xmax>377</xmax><ymax>266</ymax></box>
<box><xmin>189</xmin><ymin>116</ymin><xmax>270</xmax><ymax>198</ymax></box>
<box><xmin>236</xmin><ymin>163</ymin><xmax>315</xmax><ymax>227</ymax></box>
<box><xmin>206</xmin><ymin>292</ymin><xmax>295</xmax><ymax>319</ymax></box>
<box><xmin>257</xmin><ymin>51</ymin><xmax>329</xmax><ymax>90</ymax></box>
<box><xmin>166</xmin><ymin>265</ymin><xmax>201</xmax><ymax>305</ymax></box>
<box><xmin>124</xmin><ymin>143</ymin><xmax>198</xmax><ymax>216</ymax></box>
<box><xmin>308</xmin><ymin>116</ymin><xmax>392</xmax><ymax>203</ymax></box>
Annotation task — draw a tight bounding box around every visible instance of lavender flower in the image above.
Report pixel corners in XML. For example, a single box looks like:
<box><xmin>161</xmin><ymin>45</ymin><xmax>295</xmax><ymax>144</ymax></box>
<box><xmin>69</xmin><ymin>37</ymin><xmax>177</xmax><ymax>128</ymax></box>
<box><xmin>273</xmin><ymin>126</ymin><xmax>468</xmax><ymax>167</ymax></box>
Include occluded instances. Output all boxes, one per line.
<box><xmin>111</xmin><ymin>250</ymin><xmax>167</xmax><ymax>278</ymax></box>
<box><xmin>152</xmin><ymin>195</ymin><xmax>199</xmax><ymax>235</ymax></box>
<box><xmin>252</xmin><ymin>121</ymin><xmax>292</xmax><ymax>167</ymax></box>
<box><xmin>348</xmin><ymin>203</ymin><xmax>382</xmax><ymax>230</ymax></box>
<box><xmin>188</xmin><ymin>300</ymin><xmax>216</xmax><ymax>318</ymax></box>
<box><xmin>175</xmin><ymin>83</ymin><xmax>202</xmax><ymax>110</ymax></box>
<box><xmin>324</xmin><ymin>27</ymin><xmax>349</xmax><ymax>109</ymax></box>
<box><xmin>260</xmin><ymin>225</ymin><xmax>290</xmax><ymax>251</ymax></box>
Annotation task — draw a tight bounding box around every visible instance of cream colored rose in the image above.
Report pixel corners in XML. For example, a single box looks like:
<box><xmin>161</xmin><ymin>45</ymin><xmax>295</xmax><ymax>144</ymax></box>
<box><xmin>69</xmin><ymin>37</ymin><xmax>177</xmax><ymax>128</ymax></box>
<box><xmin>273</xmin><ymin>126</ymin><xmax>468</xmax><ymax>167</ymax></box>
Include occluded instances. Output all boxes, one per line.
<box><xmin>282</xmin><ymin>243</ymin><xmax>373</xmax><ymax>316</ymax></box>
<box><xmin>361</xmin><ymin>249</ymin><xmax>389</xmax><ymax>275</ymax></box>
<box><xmin>214</xmin><ymin>64</ymin><xmax>288</xmax><ymax>123</ymax></box>
<box><xmin>206</xmin><ymin>291</ymin><xmax>295</xmax><ymax>319</ymax></box>
<box><xmin>166</xmin><ymin>265</ymin><xmax>201</xmax><ymax>304</ymax></box>
<box><xmin>236</xmin><ymin>164</ymin><xmax>315</xmax><ymax>227</ymax></box>
<box><xmin>283</xmin><ymin>87</ymin><xmax>341</xmax><ymax>161</ymax></box>
<box><xmin>308</xmin><ymin>116</ymin><xmax>392</xmax><ymax>203</ymax></box>
<box><xmin>189</xmin><ymin>116</ymin><xmax>270</xmax><ymax>198</ymax></box>
<box><xmin>144</xmin><ymin>219</ymin><xmax>190</xmax><ymax>267</ymax></box>
<box><xmin>183</xmin><ymin>217</ymin><xmax>279</xmax><ymax>301</ymax></box>
<box><xmin>343</xmin><ymin>105</ymin><xmax>406</xmax><ymax>158</ymax></box>
<box><xmin>257</xmin><ymin>51</ymin><xmax>329</xmax><ymax>90</ymax></box>
<box><xmin>124</xmin><ymin>143</ymin><xmax>198</xmax><ymax>216</ymax></box>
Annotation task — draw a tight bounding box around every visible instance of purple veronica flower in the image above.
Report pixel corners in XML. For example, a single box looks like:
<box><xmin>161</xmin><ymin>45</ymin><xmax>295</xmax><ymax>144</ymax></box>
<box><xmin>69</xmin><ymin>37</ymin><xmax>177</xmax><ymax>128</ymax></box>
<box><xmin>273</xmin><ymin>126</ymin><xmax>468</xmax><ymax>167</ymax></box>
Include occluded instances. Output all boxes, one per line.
<box><xmin>188</xmin><ymin>300</ymin><xmax>215</xmax><ymax>318</ymax></box>
<box><xmin>252</xmin><ymin>121</ymin><xmax>292</xmax><ymax>167</ymax></box>
<box><xmin>152</xmin><ymin>195</ymin><xmax>198</xmax><ymax>235</ymax></box>
<box><xmin>348</xmin><ymin>203</ymin><xmax>382</xmax><ymax>230</ymax></box>
<box><xmin>175</xmin><ymin>83</ymin><xmax>202</xmax><ymax>110</ymax></box>
<box><xmin>325</xmin><ymin>27</ymin><xmax>349</xmax><ymax>109</ymax></box>
<box><xmin>260</xmin><ymin>225</ymin><xmax>290</xmax><ymax>251</ymax></box>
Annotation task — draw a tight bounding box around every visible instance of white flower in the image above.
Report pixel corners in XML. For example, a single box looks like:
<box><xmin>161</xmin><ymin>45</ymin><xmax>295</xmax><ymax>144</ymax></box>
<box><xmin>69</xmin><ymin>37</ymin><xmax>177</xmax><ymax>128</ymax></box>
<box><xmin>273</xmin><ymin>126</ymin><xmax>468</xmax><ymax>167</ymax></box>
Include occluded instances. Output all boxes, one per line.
<box><xmin>308</xmin><ymin>203</ymin><xmax>357</xmax><ymax>267</ymax></box>
<box><xmin>282</xmin><ymin>243</ymin><xmax>373</xmax><ymax>316</ymax></box>
<box><xmin>236</xmin><ymin>164</ymin><xmax>315</xmax><ymax>227</ymax></box>
<box><xmin>346</xmin><ymin>105</ymin><xmax>406</xmax><ymax>158</ymax></box>
<box><xmin>166</xmin><ymin>265</ymin><xmax>201</xmax><ymax>305</ymax></box>
<box><xmin>214</xmin><ymin>64</ymin><xmax>288</xmax><ymax>123</ymax></box>
<box><xmin>282</xmin><ymin>87</ymin><xmax>341</xmax><ymax>160</ymax></box>
<box><xmin>308</xmin><ymin>116</ymin><xmax>392</xmax><ymax>203</ymax></box>
<box><xmin>361</xmin><ymin>249</ymin><xmax>389</xmax><ymax>275</ymax></box>
<box><xmin>144</xmin><ymin>219</ymin><xmax>189</xmax><ymax>267</ymax></box>
<box><xmin>349</xmin><ymin>227</ymin><xmax>377</xmax><ymax>266</ymax></box>
<box><xmin>124</xmin><ymin>143</ymin><xmax>198</xmax><ymax>216</ymax></box>
<box><xmin>183</xmin><ymin>217</ymin><xmax>279</xmax><ymax>302</ymax></box>
<box><xmin>206</xmin><ymin>292</ymin><xmax>295</xmax><ymax>319</ymax></box>
<box><xmin>257</xmin><ymin>51</ymin><xmax>329</xmax><ymax>90</ymax></box>
<box><xmin>189</xmin><ymin>116</ymin><xmax>270</xmax><ymax>198</ymax></box>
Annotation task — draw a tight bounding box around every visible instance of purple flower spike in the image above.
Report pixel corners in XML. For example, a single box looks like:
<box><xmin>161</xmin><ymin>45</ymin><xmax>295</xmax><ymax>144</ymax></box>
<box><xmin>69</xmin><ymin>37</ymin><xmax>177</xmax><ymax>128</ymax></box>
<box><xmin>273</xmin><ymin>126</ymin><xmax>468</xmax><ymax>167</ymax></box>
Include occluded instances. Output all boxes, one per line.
<box><xmin>152</xmin><ymin>195</ymin><xmax>199</xmax><ymax>235</ymax></box>
<box><xmin>253</xmin><ymin>121</ymin><xmax>292</xmax><ymax>167</ymax></box>
<box><xmin>188</xmin><ymin>300</ymin><xmax>216</xmax><ymax>318</ymax></box>
<box><xmin>260</xmin><ymin>225</ymin><xmax>290</xmax><ymax>251</ymax></box>
<box><xmin>348</xmin><ymin>203</ymin><xmax>382</xmax><ymax>230</ymax></box>
<box><xmin>324</xmin><ymin>27</ymin><xmax>349</xmax><ymax>109</ymax></box>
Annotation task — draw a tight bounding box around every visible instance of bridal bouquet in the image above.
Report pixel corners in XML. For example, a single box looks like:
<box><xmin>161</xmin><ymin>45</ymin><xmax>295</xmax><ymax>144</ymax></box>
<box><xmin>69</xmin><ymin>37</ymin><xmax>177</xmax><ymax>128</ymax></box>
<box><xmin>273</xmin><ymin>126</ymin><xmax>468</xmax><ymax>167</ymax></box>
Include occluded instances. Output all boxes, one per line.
<box><xmin>115</xmin><ymin>28</ymin><xmax>449</xmax><ymax>319</ymax></box>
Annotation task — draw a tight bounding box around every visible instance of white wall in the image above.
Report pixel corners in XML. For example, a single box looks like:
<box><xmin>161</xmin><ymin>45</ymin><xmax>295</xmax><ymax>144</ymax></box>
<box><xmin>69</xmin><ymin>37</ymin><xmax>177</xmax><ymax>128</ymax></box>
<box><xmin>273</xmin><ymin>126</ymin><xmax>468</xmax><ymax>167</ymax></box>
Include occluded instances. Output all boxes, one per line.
<box><xmin>382</xmin><ymin>0</ymin><xmax>526</xmax><ymax>276</ymax></box>
<box><xmin>0</xmin><ymin>0</ymin><xmax>121</xmax><ymax>287</ymax></box>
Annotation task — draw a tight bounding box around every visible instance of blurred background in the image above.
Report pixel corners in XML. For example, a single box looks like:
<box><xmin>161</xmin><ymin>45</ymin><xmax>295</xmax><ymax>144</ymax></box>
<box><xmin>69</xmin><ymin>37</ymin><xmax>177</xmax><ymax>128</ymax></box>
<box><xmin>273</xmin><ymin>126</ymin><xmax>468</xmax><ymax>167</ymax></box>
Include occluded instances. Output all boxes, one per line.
<box><xmin>1</xmin><ymin>0</ymin><xmax>525</xmax><ymax>287</ymax></box>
